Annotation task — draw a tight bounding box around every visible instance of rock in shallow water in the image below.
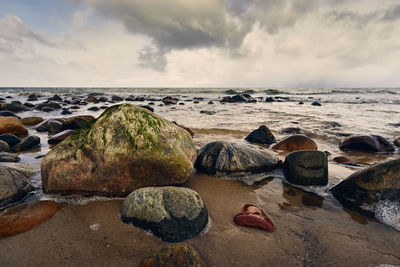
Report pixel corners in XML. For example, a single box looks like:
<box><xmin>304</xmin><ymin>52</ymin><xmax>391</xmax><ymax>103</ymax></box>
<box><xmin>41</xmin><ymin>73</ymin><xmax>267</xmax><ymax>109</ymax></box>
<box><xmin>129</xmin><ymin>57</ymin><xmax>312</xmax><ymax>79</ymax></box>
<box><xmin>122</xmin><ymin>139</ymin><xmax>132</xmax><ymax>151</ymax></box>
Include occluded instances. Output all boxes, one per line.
<box><xmin>12</xmin><ymin>135</ymin><xmax>40</xmax><ymax>152</ymax></box>
<box><xmin>195</xmin><ymin>141</ymin><xmax>279</xmax><ymax>185</ymax></box>
<box><xmin>0</xmin><ymin>117</ymin><xmax>28</xmax><ymax>136</ymax></box>
<box><xmin>245</xmin><ymin>125</ymin><xmax>276</xmax><ymax>145</ymax></box>
<box><xmin>0</xmin><ymin>201</ymin><xmax>62</xmax><ymax>238</ymax></box>
<box><xmin>0</xmin><ymin>140</ymin><xmax>10</xmax><ymax>152</ymax></box>
<box><xmin>121</xmin><ymin>187</ymin><xmax>208</xmax><ymax>243</ymax></box>
<box><xmin>234</xmin><ymin>204</ymin><xmax>276</xmax><ymax>232</ymax></box>
<box><xmin>283</xmin><ymin>150</ymin><xmax>328</xmax><ymax>186</ymax></box>
<box><xmin>272</xmin><ymin>135</ymin><xmax>317</xmax><ymax>152</ymax></box>
<box><xmin>339</xmin><ymin>135</ymin><xmax>394</xmax><ymax>153</ymax></box>
<box><xmin>140</xmin><ymin>243</ymin><xmax>205</xmax><ymax>267</ymax></box>
<box><xmin>41</xmin><ymin>104</ymin><xmax>197</xmax><ymax>196</ymax></box>
<box><xmin>0</xmin><ymin>152</ymin><xmax>20</xmax><ymax>162</ymax></box>
<box><xmin>331</xmin><ymin>159</ymin><xmax>400</xmax><ymax>217</ymax></box>
<box><xmin>48</xmin><ymin>130</ymin><xmax>75</xmax><ymax>145</ymax></box>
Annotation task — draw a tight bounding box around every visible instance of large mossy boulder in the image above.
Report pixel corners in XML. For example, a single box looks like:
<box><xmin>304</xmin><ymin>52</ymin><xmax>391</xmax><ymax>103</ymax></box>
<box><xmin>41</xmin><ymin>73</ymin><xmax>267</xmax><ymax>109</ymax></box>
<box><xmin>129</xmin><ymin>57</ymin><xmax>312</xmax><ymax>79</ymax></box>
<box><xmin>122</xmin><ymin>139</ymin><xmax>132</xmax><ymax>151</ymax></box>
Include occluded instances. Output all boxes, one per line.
<box><xmin>195</xmin><ymin>141</ymin><xmax>279</xmax><ymax>185</ymax></box>
<box><xmin>331</xmin><ymin>159</ymin><xmax>400</xmax><ymax>215</ymax></box>
<box><xmin>41</xmin><ymin>104</ymin><xmax>197</xmax><ymax>196</ymax></box>
<box><xmin>283</xmin><ymin>151</ymin><xmax>328</xmax><ymax>186</ymax></box>
<box><xmin>121</xmin><ymin>187</ymin><xmax>208</xmax><ymax>243</ymax></box>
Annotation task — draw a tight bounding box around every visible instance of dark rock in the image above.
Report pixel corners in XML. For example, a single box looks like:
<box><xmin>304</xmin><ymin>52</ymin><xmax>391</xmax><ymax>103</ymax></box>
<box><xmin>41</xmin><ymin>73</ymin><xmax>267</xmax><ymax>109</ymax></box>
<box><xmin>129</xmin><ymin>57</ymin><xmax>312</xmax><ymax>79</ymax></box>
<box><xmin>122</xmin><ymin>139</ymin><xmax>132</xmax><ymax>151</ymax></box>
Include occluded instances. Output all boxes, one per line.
<box><xmin>70</xmin><ymin>105</ymin><xmax>80</xmax><ymax>109</ymax></box>
<box><xmin>139</xmin><ymin>243</ymin><xmax>205</xmax><ymax>267</ymax></box>
<box><xmin>200</xmin><ymin>110</ymin><xmax>215</xmax><ymax>115</ymax></box>
<box><xmin>79</xmin><ymin>101</ymin><xmax>88</xmax><ymax>106</ymax></box>
<box><xmin>283</xmin><ymin>150</ymin><xmax>328</xmax><ymax>186</ymax></box>
<box><xmin>0</xmin><ymin>201</ymin><xmax>62</xmax><ymax>238</ymax></box>
<box><xmin>20</xmin><ymin>117</ymin><xmax>44</xmax><ymax>126</ymax></box>
<box><xmin>111</xmin><ymin>95</ymin><xmax>123</xmax><ymax>102</ymax></box>
<box><xmin>195</xmin><ymin>141</ymin><xmax>279</xmax><ymax>185</ymax></box>
<box><xmin>234</xmin><ymin>204</ymin><xmax>276</xmax><ymax>232</ymax></box>
<box><xmin>339</xmin><ymin>135</ymin><xmax>395</xmax><ymax>153</ymax></box>
<box><xmin>23</xmin><ymin>102</ymin><xmax>35</xmax><ymax>108</ymax></box>
<box><xmin>0</xmin><ymin>117</ymin><xmax>28</xmax><ymax>136</ymax></box>
<box><xmin>207</xmin><ymin>101</ymin><xmax>214</xmax><ymax>105</ymax></box>
<box><xmin>48</xmin><ymin>120</ymin><xmax>64</xmax><ymax>135</ymax></box>
<box><xmin>0</xmin><ymin>103</ymin><xmax>29</xmax><ymax>113</ymax></box>
<box><xmin>0</xmin><ymin>134</ymin><xmax>20</xmax><ymax>147</ymax></box>
<box><xmin>0</xmin><ymin>152</ymin><xmax>20</xmax><ymax>162</ymax></box>
<box><xmin>193</xmin><ymin>101</ymin><xmax>199</xmax><ymax>104</ymax></box>
<box><xmin>139</xmin><ymin>105</ymin><xmax>154</xmax><ymax>112</ymax></box>
<box><xmin>35</xmin><ymin>102</ymin><xmax>62</xmax><ymax>111</ymax></box>
<box><xmin>281</xmin><ymin>127</ymin><xmax>302</xmax><ymax>134</ymax></box>
<box><xmin>88</xmin><ymin>106</ymin><xmax>99</xmax><ymax>111</ymax></box>
<box><xmin>100</xmin><ymin>106</ymin><xmax>108</xmax><ymax>110</ymax></box>
<box><xmin>61</xmin><ymin>110</ymin><xmax>72</xmax><ymax>115</ymax></box>
<box><xmin>62</xmin><ymin>115</ymin><xmax>94</xmax><ymax>130</ymax></box>
<box><xmin>162</xmin><ymin>96</ymin><xmax>178</xmax><ymax>105</ymax></box>
<box><xmin>48</xmin><ymin>95</ymin><xmax>62</xmax><ymax>102</ymax></box>
<box><xmin>179</xmin><ymin>102</ymin><xmax>185</xmax><ymax>105</ymax></box>
<box><xmin>42</xmin><ymin>107</ymin><xmax>55</xmax><ymax>112</ymax></box>
<box><xmin>298</xmin><ymin>101</ymin><xmax>304</xmax><ymax>105</ymax></box>
<box><xmin>48</xmin><ymin>130</ymin><xmax>75</xmax><ymax>145</ymax></box>
<box><xmin>272</xmin><ymin>135</ymin><xmax>318</xmax><ymax>152</ymax></box>
<box><xmin>85</xmin><ymin>96</ymin><xmax>97</xmax><ymax>102</ymax></box>
<box><xmin>394</xmin><ymin>136</ymin><xmax>400</xmax><ymax>147</ymax></box>
<box><xmin>265</xmin><ymin>97</ymin><xmax>275</xmax><ymax>102</ymax></box>
<box><xmin>27</xmin><ymin>94</ymin><xmax>38</xmax><ymax>101</ymax></box>
<box><xmin>311</xmin><ymin>101</ymin><xmax>321</xmax><ymax>106</ymax></box>
<box><xmin>98</xmin><ymin>97</ymin><xmax>108</xmax><ymax>102</ymax></box>
<box><xmin>41</xmin><ymin>104</ymin><xmax>197</xmax><ymax>196</ymax></box>
<box><xmin>12</xmin><ymin>135</ymin><xmax>40</xmax><ymax>152</ymax></box>
<box><xmin>0</xmin><ymin>166</ymin><xmax>34</xmax><ymax>210</ymax></box>
<box><xmin>331</xmin><ymin>159</ymin><xmax>400</xmax><ymax>217</ymax></box>
<box><xmin>245</xmin><ymin>125</ymin><xmax>276</xmax><ymax>145</ymax></box>
<box><xmin>0</xmin><ymin>111</ymin><xmax>20</xmax><ymax>118</ymax></box>
<box><xmin>220</xmin><ymin>94</ymin><xmax>253</xmax><ymax>103</ymax></box>
<box><xmin>0</xmin><ymin>140</ymin><xmax>10</xmax><ymax>152</ymax></box>
<box><xmin>121</xmin><ymin>187</ymin><xmax>208</xmax><ymax>243</ymax></box>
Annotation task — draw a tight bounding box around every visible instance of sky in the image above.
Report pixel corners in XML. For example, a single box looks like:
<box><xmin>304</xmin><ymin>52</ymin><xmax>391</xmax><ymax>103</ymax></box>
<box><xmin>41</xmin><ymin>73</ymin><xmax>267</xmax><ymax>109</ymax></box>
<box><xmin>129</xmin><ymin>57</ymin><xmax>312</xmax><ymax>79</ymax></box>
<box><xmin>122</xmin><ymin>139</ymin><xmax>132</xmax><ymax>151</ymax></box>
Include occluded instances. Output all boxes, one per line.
<box><xmin>1</xmin><ymin>0</ymin><xmax>400</xmax><ymax>88</ymax></box>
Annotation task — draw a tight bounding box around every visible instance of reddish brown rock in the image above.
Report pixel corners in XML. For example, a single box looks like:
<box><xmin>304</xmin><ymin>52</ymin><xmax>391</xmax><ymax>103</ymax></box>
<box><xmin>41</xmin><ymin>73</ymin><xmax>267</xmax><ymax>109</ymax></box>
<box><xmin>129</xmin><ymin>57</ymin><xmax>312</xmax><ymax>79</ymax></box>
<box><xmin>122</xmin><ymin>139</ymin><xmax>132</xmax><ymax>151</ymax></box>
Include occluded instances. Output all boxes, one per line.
<box><xmin>0</xmin><ymin>201</ymin><xmax>62</xmax><ymax>238</ymax></box>
<box><xmin>63</xmin><ymin>115</ymin><xmax>95</xmax><ymax>130</ymax></box>
<box><xmin>333</xmin><ymin>156</ymin><xmax>352</xmax><ymax>164</ymax></box>
<box><xmin>20</xmin><ymin>117</ymin><xmax>44</xmax><ymax>126</ymax></box>
<box><xmin>85</xmin><ymin>96</ymin><xmax>97</xmax><ymax>102</ymax></box>
<box><xmin>272</xmin><ymin>135</ymin><xmax>317</xmax><ymax>152</ymax></box>
<box><xmin>140</xmin><ymin>243</ymin><xmax>205</xmax><ymax>267</ymax></box>
<box><xmin>234</xmin><ymin>204</ymin><xmax>276</xmax><ymax>232</ymax></box>
<box><xmin>0</xmin><ymin>117</ymin><xmax>28</xmax><ymax>136</ymax></box>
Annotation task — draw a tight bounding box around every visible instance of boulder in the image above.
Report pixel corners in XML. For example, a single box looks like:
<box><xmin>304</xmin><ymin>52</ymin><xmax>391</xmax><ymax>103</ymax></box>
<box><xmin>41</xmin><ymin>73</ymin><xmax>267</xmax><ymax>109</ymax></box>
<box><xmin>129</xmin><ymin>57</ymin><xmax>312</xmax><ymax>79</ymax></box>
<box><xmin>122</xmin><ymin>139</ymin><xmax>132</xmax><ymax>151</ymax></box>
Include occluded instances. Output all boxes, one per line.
<box><xmin>41</xmin><ymin>104</ymin><xmax>197</xmax><ymax>196</ymax></box>
<box><xmin>0</xmin><ymin>103</ymin><xmax>28</xmax><ymax>113</ymax></box>
<box><xmin>0</xmin><ymin>111</ymin><xmax>20</xmax><ymax>118</ymax></box>
<box><xmin>0</xmin><ymin>152</ymin><xmax>20</xmax><ymax>162</ymax></box>
<box><xmin>195</xmin><ymin>141</ymin><xmax>279</xmax><ymax>185</ymax></box>
<box><xmin>111</xmin><ymin>95</ymin><xmax>124</xmax><ymax>102</ymax></box>
<box><xmin>23</xmin><ymin>102</ymin><xmax>35</xmax><ymax>108</ymax></box>
<box><xmin>86</xmin><ymin>96</ymin><xmax>97</xmax><ymax>102</ymax></box>
<box><xmin>34</xmin><ymin>102</ymin><xmax>62</xmax><ymax>111</ymax></box>
<box><xmin>272</xmin><ymin>135</ymin><xmax>317</xmax><ymax>152</ymax></box>
<box><xmin>48</xmin><ymin>95</ymin><xmax>62</xmax><ymax>102</ymax></box>
<box><xmin>331</xmin><ymin>159</ymin><xmax>400</xmax><ymax>215</ymax></box>
<box><xmin>0</xmin><ymin>166</ymin><xmax>34</xmax><ymax>210</ymax></box>
<box><xmin>48</xmin><ymin>120</ymin><xmax>64</xmax><ymax>135</ymax></box>
<box><xmin>61</xmin><ymin>110</ymin><xmax>72</xmax><ymax>115</ymax></box>
<box><xmin>283</xmin><ymin>150</ymin><xmax>328</xmax><ymax>186</ymax></box>
<box><xmin>27</xmin><ymin>94</ymin><xmax>38</xmax><ymax>101</ymax></box>
<box><xmin>63</xmin><ymin>115</ymin><xmax>94</xmax><ymax>130</ymax></box>
<box><xmin>394</xmin><ymin>136</ymin><xmax>400</xmax><ymax>147</ymax></box>
<box><xmin>162</xmin><ymin>96</ymin><xmax>178</xmax><ymax>105</ymax></box>
<box><xmin>0</xmin><ymin>134</ymin><xmax>20</xmax><ymax>147</ymax></box>
<box><xmin>245</xmin><ymin>125</ymin><xmax>276</xmax><ymax>145</ymax></box>
<box><xmin>339</xmin><ymin>135</ymin><xmax>395</xmax><ymax>153</ymax></box>
<box><xmin>0</xmin><ymin>117</ymin><xmax>28</xmax><ymax>136</ymax></box>
<box><xmin>88</xmin><ymin>106</ymin><xmax>99</xmax><ymax>111</ymax></box>
<box><xmin>140</xmin><ymin>243</ymin><xmax>205</xmax><ymax>267</ymax></box>
<box><xmin>48</xmin><ymin>130</ymin><xmax>75</xmax><ymax>145</ymax></box>
<box><xmin>20</xmin><ymin>117</ymin><xmax>44</xmax><ymax>126</ymax></box>
<box><xmin>121</xmin><ymin>186</ymin><xmax>208</xmax><ymax>242</ymax></box>
<box><xmin>0</xmin><ymin>140</ymin><xmax>10</xmax><ymax>152</ymax></box>
<box><xmin>311</xmin><ymin>101</ymin><xmax>322</xmax><ymax>106</ymax></box>
<box><xmin>12</xmin><ymin>135</ymin><xmax>40</xmax><ymax>152</ymax></box>
<box><xmin>0</xmin><ymin>201</ymin><xmax>62</xmax><ymax>238</ymax></box>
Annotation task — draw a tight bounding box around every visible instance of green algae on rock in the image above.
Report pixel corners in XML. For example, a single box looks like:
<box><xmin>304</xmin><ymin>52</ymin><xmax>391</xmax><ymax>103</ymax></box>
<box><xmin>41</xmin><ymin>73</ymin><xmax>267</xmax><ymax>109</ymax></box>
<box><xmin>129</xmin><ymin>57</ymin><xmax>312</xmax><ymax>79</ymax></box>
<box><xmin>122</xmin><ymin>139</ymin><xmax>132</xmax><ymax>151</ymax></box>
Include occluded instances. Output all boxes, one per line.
<box><xmin>139</xmin><ymin>243</ymin><xmax>205</xmax><ymax>267</ymax></box>
<box><xmin>121</xmin><ymin>187</ymin><xmax>208</xmax><ymax>243</ymax></box>
<box><xmin>41</xmin><ymin>104</ymin><xmax>197</xmax><ymax>197</ymax></box>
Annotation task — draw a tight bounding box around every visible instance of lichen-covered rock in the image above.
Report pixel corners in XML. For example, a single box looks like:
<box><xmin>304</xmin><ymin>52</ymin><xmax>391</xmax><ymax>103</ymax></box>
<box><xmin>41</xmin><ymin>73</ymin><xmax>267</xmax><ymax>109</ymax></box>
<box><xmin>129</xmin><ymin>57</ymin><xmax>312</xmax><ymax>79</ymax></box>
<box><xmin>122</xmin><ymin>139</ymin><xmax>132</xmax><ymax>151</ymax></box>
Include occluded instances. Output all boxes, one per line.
<box><xmin>41</xmin><ymin>104</ymin><xmax>197</xmax><ymax>196</ymax></box>
<box><xmin>140</xmin><ymin>243</ymin><xmax>205</xmax><ymax>267</ymax></box>
<box><xmin>283</xmin><ymin>150</ymin><xmax>328</xmax><ymax>186</ymax></box>
<box><xmin>0</xmin><ymin>117</ymin><xmax>28</xmax><ymax>136</ymax></box>
<box><xmin>121</xmin><ymin>187</ymin><xmax>208</xmax><ymax>242</ymax></box>
<box><xmin>331</xmin><ymin>159</ymin><xmax>400</xmax><ymax>216</ymax></box>
<box><xmin>272</xmin><ymin>135</ymin><xmax>317</xmax><ymax>152</ymax></box>
<box><xmin>195</xmin><ymin>141</ymin><xmax>279</xmax><ymax>185</ymax></box>
<box><xmin>245</xmin><ymin>125</ymin><xmax>276</xmax><ymax>145</ymax></box>
<box><xmin>0</xmin><ymin>166</ymin><xmax>34</xmax><ymax>210</ymax></box>
<box><xmin>339</xmin><ymin>135</ymin><xmax>394</xmax><ymax>153</ymax></box>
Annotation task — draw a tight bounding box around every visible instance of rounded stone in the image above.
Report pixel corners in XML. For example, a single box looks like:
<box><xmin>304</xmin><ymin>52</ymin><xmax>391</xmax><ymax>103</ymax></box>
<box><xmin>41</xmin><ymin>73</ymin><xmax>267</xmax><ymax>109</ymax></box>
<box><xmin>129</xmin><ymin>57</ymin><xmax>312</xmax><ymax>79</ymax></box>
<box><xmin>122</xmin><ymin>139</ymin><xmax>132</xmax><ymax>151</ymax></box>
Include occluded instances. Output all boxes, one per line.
<box><xmin>48</xmin><ymin>130</ymin><xmax>75</xmax><ymax>145</ymax></box>
<box><xmin>0</xmin><ymin>117</ymin><xmax>28</xmax><ymax>136</ymax></box>
<box><xmin>0</xmin><ymin>152</ymin><xmax>20</xmax><ymax>162</ymax></box>
<box><xmin>12</xmin><ymin>135</ymin><xmax>40</xmax><ymax>152</ymax></box>
<box><xmin>48</xmin><ymin>120</ymin><xmax>64</xmax><ymax>135</ymax></box>
<box><xmin>0</xmin><ymin>134</ymin><xmax>21</xmax><ymax>147</ymax></box>
<box><xmin>0</xmin><ymin>140</ymin><xmax>10</xmax><ymax>152</ymax></box>
<box><xmin>140</xmin><ymin>243</ymin><xmax>205</xmax><ymax>267</ymax></box>
<box><xmin>283</xmin><ymin>150</ymin><xmax>328</xmax><ymax>186</ymax></box>
<box><xmin>339</xmin><ymin>135</ymin><xmax>395</xmax><ymax>153</ymax></box>
<box><xmin>272</xmin><ymin>135</ymin><xmax>317</xmax><ymax>152</ymax></box>
<box><xmin>20</xmin><ymin>117</ymin><xmax>44</xmax><ymax>126</ymax></box>
<box><xmin>245</xmin><ymin>125</ymin><xmax>276</xmax><ymax>145</ymax></box>
<box><xmin>121</xmin><ymin>186</ymin><xmax>208</xmax><ymax>243</ymax></box>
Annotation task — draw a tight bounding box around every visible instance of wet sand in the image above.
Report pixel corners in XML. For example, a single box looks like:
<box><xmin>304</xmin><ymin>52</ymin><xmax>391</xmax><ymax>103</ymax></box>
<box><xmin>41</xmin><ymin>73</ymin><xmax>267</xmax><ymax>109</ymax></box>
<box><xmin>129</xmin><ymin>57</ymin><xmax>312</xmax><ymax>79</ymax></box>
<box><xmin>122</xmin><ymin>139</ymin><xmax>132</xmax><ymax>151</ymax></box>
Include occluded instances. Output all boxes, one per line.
<box><xmin>1</xmin><ymin>167</ymin><xmax>399</xmax><ymax>267</ymax></box>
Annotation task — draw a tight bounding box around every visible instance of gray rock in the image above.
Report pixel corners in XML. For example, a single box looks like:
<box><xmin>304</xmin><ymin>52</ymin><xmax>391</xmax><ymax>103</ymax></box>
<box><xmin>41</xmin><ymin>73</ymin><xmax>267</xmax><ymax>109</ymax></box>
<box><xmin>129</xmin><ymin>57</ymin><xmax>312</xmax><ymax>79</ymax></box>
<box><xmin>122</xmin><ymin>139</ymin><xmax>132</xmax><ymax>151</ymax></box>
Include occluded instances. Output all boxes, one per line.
<box><xmin>0</xmin><ymin>165</ymin><xmax>34</xmax><ymax>210</ymax></box>
<box><xmin>339</xmin><ymin>135</ymin><xmax>394</xmax><ymax>153</ymax></box>
<box><xmin>195</xmin><ymin>141</ymin><xmax>279</xmax><ymax>185</ymax></box>
<box><xmin>0</xmin><ymin>103</ymin><xmax>29</xmax><ymax>113</ymax></box>
<box><xmin>12</xmin><ymin>135</ymin><xmax>40</xmax><ymax>152</ymax></box>
<box><xmin>0</xmin><ymin>152</ymin><xmax>20</xmax><ymax>162</ymax></box>
<box><xmin>0</xmin><ymin>140</ymin><xmax>11</xmax><ymax>152</ymax></box>
<box><xmin>48</xmin><ymin>120</ymin><xmax>64</xmax><ymax>135</ymax></box>
<box><xmin>48</xmin><ymin>129</ymin><xmax>75</xmax><ymax>145</ymax></box>
<box><xmin>245</xmin><ymin>125</ymin><xmax>276</xmax><ymax>145</ymax></box>
<box><xmin>283</xmin><ymin>150</ymin><xmax>328</xmax><ymax>186</ymax></box>
<box><xmin>0</xmin><ymin>134</ymin><xmax>20</xmax><ymax>147</ymax></box>
<box><xmin>121</xmin><ymin>186</ymin><xmax>208</xmax><ymax>242</ymax></box>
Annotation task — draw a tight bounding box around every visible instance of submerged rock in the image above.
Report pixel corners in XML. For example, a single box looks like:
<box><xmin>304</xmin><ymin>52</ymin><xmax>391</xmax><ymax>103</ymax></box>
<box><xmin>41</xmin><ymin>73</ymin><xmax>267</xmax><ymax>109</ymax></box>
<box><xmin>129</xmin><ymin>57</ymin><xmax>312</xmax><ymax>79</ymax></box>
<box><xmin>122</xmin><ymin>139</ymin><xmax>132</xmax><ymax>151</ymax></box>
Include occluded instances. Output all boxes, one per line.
<box><xmin>195</xmin><ymin>141</ymin><xmax>279</xmax><ymax>185</ymax></box>
<box><xmin>272</xmin><ymin>135</ymin><xmax>317</xmax><ymax>152</ymax></box>
<box><xmin>0</xmin><ymin>201</ymin><xmax>62</xmax><ymax>238</ymax></box>
<box><xmin>0</xmin><ymin>111</ymin><xmax>20</xmax><ymax>118</ymax></box>
<box><xmin>121</xmin><ymin>187</ymin><xmax>208</xmax><ymax>243</ymax></box>
<box><xmin>331</xmin><ymin>159</ymin><xmax>400</xmax><ymax>216</ymax></box>
<box><xmin>283</xmin><ymin>151</ymin><xmax>328</xmax><ymax>186</ymax></box>
<box><xmin>0</xmin><ymin>117</ymin><xmax>28</xmax><ymax>136</ymax></box>
<box><xmin>41</xmin><ymin>104</ymin><xmax>197</xmax><ymax>196</ymax></box>
<box><xmin>0</xmin><ymin>152</ymin><xmax>20</xmax><ymax>162</ymax></box>
<box><xmin>0</xmin><ymin>166</ymin><xmax>34</xmax><ymax>210</ymax></box>
<box><xmin>140</xmin><ymin>243</ymin><xmax>205</xmax><ymax>267</ymax></box>
<box><xmin>234</xmin><ymin>204</ymin><xmax>276</xmax><ymax>232</ymax></box>
<box><xmin>245</xmin><ymin>125</ymin><xmax>276</xmax><ymax>145</ymax></box>
<box><xmin>339</xmin><ymin>135</ymin><xmax>395</xmax><ymax>153</ymax></box>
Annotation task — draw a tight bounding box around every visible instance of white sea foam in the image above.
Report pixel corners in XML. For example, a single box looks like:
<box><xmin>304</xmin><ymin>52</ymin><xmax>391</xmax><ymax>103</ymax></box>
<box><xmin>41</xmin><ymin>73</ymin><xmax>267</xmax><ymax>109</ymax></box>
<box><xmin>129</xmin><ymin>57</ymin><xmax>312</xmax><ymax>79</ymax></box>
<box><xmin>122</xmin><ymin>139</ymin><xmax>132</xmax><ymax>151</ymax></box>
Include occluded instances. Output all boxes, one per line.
<box><xmin>41</xmin><ymin>193</ymin><xmax>123</xmax><ymax>205</ymax></box>
<box><xmin>361</xmin><ymin>200</ymin><xmax>400</xmax><ymax>232</ymax></box>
